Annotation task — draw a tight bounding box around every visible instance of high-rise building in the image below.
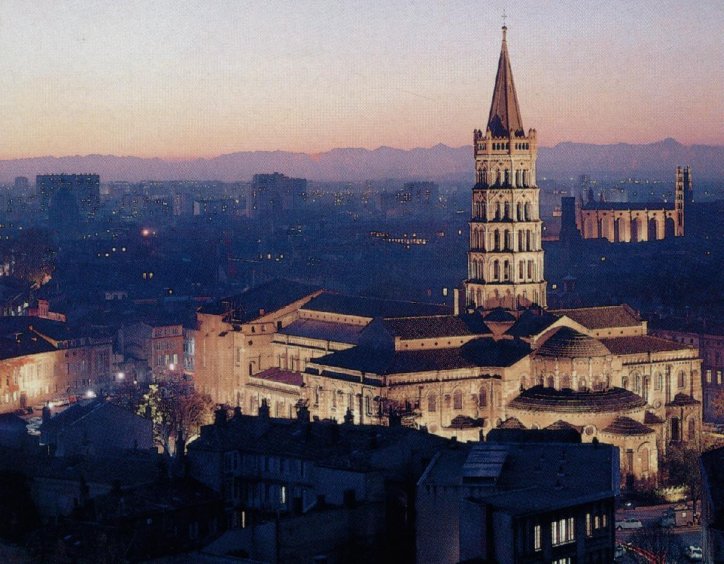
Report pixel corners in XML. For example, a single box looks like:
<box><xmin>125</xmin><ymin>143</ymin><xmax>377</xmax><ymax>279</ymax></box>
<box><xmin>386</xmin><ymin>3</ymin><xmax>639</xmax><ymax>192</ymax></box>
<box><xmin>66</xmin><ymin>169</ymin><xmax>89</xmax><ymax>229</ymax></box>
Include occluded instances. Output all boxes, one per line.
<box><xmin>249</xmin><ymin>173</ymin><xmax>306</xmax><ymax>218</ymax></box>
<box><xmin>36</xmin><ymin>174</ymin><xmax>100</xmax><ymax>219</ymax></box>
<box><xmin>466</xmin><ymin>26</ymin><xmax>546</xmax><ymax>310</ymax></box>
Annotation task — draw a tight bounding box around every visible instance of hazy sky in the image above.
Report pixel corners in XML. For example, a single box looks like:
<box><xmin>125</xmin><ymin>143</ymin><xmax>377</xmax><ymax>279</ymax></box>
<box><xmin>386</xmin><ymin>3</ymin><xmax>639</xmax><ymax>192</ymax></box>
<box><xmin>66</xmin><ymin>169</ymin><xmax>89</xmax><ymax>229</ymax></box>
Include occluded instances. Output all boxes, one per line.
<box><xmin>0</xmin><ymin>0</ymin><xmax>722</xmax><ymax>159</ymax></box>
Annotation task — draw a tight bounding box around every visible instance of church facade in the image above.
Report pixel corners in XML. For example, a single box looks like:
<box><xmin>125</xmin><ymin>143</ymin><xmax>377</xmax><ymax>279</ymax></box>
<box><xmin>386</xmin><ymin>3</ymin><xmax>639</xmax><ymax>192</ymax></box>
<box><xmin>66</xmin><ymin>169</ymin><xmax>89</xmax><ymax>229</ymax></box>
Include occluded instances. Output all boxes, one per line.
<box><xmin>192</xmin><ymin>27</ymin><xmax>702</xmax><ymax>486</ymax></box>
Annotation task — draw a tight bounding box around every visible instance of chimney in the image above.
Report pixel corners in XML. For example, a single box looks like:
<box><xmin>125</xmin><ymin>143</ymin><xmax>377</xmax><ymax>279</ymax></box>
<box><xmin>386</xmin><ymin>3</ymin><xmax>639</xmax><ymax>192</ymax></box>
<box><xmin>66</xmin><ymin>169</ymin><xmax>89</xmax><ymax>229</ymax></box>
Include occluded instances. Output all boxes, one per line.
<box><xmin>453</xmin><ymin>288</ymin><xmax>460</xmax><ymax>316</ymax></box>
<box><xmin>214</xmin><ymin>408</ymin><xmax>227</xmax><ymax>426</ymax></box>
<box><xmin>258</xmin><ymin>398</ymin><xmax>270</xmax><ymax>419</ymax></box>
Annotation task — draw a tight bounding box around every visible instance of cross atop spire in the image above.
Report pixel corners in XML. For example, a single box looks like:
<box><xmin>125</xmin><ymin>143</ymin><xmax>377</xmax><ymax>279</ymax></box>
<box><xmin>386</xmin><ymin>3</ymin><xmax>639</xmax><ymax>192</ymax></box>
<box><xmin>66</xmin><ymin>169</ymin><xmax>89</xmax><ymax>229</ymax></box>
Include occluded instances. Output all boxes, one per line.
<box><xmin>486</xmin><ymin>24</ymin><xmax>524</xmax><ymax>138</ymax></box>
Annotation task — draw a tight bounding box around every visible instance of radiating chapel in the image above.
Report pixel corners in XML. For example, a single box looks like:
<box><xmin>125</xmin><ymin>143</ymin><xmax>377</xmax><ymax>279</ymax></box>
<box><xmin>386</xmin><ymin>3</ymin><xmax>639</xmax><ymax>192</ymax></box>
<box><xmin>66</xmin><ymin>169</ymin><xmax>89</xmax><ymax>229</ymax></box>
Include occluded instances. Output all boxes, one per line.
<box><xmin>193</xmin><ymin>27</ymin><xmax>702</xmax><ymax>485</ymax></box>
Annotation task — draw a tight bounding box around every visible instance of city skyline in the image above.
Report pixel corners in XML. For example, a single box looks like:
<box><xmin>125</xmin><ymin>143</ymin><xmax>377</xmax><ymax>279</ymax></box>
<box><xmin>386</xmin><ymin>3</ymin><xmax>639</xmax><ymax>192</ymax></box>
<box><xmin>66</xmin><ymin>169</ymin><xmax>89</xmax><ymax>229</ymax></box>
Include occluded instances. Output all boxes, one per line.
<box><xmin>0</xmin><ymin>0</ymin><xmax>722</xmax><ymax>160</ymax></box>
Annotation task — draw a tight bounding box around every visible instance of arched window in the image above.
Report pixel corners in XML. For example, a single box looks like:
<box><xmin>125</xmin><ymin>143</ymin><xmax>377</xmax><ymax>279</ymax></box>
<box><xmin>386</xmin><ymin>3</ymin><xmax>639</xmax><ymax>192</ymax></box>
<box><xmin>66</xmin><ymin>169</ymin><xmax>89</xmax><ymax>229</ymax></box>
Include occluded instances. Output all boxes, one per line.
<box><xmin>546</xmin><ymin>376</ymin><xmax>555</xmax><ymax>388</ymax></box>
<box><xmin>561</xmin><ymin>375</ymin><xmax>571</xmax><ymax>389</ymax></box>
<box><xmin>494</xmin><ymin>230</ymin><xmax>500</xmax><ymax>250</ymax></box>
<box><xmin>642</xmin><ymin>376</ymin><xmax>650</xmax><ymax>402</ymax></box>
<box><xmin>493</xmin><ymin>260</ymin><xmax>500</xmax><ymax>281</ymax></box>
<box><xmin>453</xmin><ymin>389</ymin><xmax>463</xmax><ymax>410</ymax></box>
<box><xmin>678</xmin><ymin>371</ymin><xmax>686</xmax><ymax>389</ymax></box>
<box><xmin>536</xmin><ymin>374</ymin><xmax>544</xmax><ymax>387</ymax></box>
<box><xmin>520</xmin><ymin>376</ymin><xmax>527</xmax><ymax>390</ymax></box>
<box><xmin>519</xmin><ymin>260</ymin><xmax>525</xmax><ymax>280</ymax></box>
<box><xmin>578</xmin><ymin>378</ymin><xmax>587</xmax><ymax>391</ymax></box>
<box><xmin>621</xmin><ymin>376</ymin><xmax>629</xmax><ymax>390</ymax></box>
<box><xmin>641</xmin><ymin>447</ymin><xmax>649</xmax><ymax>473</ymax></box>
<box><xmin>634</xmin><ymin>374</ymin><xmax>641</xmax><ymax>394</ymax></box>
<box><xmin>688</xmin><ymin>418</ymin><xmax>696</xmax><ymax>441</ymax></box>
<box><xmin>478</xmin><ymin>387</ymin><xmax>487</xmax><ymax>407</ymax></box>
<box><xmin>427</xmin><ymin>394</ymin><xmax>436</xmax><ymax>413</ymax></box>
<box><xmin>518</xmin><ymin>230</ymin><xmax>524</xmax><ymax>251</ymax></box>
<box><xmin>654</xmin><ymin>372</ymin><xmax>662</xmax><ymax>390</ymax></box>
<box><xmin>503</xmin><ymin>260</ymin><xmax>510</xmax><ymax>281</ymax></box>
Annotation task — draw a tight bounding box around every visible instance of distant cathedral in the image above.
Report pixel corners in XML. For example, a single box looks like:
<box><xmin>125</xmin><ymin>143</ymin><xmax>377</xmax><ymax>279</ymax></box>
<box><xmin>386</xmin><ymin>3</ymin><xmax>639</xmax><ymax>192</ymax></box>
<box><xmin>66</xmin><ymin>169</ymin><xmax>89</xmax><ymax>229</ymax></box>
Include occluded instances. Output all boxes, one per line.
<box><xmin>570</xmin><ymin>165</ymin><xmax>693</xmax><ymax>243</ymax></box>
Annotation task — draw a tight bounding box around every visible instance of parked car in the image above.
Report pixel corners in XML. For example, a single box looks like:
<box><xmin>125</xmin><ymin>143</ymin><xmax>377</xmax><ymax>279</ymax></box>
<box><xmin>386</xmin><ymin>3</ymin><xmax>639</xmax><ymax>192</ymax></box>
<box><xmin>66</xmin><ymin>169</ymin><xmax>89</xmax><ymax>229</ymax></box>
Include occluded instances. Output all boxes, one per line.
<box><xmin>660</xmin><ymin>504</ymin><xmax>695</xmax><ymax>528</ymax></box>
<box><xmin>685</xmin><ymin>545</ymin><xmax>703</xmax><ymax>561</ymax></box>
<box><xmin>615</xmin><ymin>518</ymin><xmax>643</xmax><ymax>530</ymax></box>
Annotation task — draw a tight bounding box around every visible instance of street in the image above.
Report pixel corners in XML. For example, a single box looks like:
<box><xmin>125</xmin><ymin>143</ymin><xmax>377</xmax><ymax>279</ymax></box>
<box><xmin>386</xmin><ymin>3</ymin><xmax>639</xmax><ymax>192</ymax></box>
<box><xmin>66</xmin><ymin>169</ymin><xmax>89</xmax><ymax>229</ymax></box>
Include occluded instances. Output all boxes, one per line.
<box><xmin>615</xmin><ymin>504</ymin><xmax>702</xmax><ymax>562</ymax></box>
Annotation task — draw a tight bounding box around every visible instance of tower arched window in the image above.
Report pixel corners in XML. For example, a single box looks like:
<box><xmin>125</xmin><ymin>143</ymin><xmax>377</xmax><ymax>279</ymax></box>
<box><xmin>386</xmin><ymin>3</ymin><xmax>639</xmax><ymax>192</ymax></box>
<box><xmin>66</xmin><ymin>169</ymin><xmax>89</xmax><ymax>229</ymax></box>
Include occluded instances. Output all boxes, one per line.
<box><xmin>654</xmin><ymin>372</ymin><xmax>662</xmax><ymax>390</ymax></box>
<box><xmin>621</xmin><ymin>376</ymin><xmax>629</xmax><ymax>390</ymax></box>
<box><xmin>678</xmin><ymin>370</ymin><xmax>686</xmax><ymax>389</ymax></box>
<box><xmin>503</xmin><ymin>260</ymin><xmax>510</xmax><ymax>281</ymax></box>
<box><xmin>546</xmin><ymin>376</ymin><xmax>555</xmax><ymax>388</ymax></box>
<box><xmin>518</xmin><ymin>230</ymin><xmax>524</xmax><ymax>251</ymax></box>
<box><xmin>519</xmin><ymin>260</ymin><xmax>525</xmax><ymax>280</ymax></box>
<box><xmin>478</xmin><ymin>387</ymin><xmax>487</xmax><ymax>407</ymax></box>
<box><xmin>494</xmin><ymin>230</ymin><xmax>500</xmax><ymax>250</ymax></box>
<box><xmin>427</xmin><ymin>394</ymin><xmax>436</xmax><ymax>413</ymax></box>
<box><xmin>453</xmin><ymin>389</ymin><xmax>463</xmax><ymax>410</ymax></box>
<box><xmin>493</xmin><ymin>260</ymin><xmax>500</xmax><ymax>281</ymax></box>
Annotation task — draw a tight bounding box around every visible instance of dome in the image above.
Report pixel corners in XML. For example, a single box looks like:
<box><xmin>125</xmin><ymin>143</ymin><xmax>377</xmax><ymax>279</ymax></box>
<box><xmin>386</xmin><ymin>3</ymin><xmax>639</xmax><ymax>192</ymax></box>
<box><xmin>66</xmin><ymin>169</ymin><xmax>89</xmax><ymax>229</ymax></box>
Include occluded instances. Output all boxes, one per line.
<box><xmin>508</xmin><ymin>386</ymin><xmax>646</xmax><ymax>414</ymax></box>
<box><xmin>536</xmin><ymin>327</ymin><xmax>610</xmax><ymax>358</ymax></box>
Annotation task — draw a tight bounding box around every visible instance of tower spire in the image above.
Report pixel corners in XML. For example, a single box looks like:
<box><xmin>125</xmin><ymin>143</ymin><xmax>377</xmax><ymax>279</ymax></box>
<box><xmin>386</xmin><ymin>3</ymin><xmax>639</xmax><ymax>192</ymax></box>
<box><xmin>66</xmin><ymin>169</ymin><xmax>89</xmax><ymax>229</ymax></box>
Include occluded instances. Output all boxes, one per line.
<box><xmin>487</xmin><ymin>23</ymin><xmax>524</xmax><ymax>138</ymax></box>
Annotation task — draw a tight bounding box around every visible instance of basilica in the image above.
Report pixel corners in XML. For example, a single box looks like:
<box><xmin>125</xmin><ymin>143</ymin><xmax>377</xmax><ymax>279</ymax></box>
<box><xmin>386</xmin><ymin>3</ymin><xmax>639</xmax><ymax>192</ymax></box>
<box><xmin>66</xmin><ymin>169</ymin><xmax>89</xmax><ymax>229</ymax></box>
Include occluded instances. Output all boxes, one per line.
<box><xmin>193</xmin><ymin>26</ymin><xmax>702</xmax><ymax>485</ymax></box>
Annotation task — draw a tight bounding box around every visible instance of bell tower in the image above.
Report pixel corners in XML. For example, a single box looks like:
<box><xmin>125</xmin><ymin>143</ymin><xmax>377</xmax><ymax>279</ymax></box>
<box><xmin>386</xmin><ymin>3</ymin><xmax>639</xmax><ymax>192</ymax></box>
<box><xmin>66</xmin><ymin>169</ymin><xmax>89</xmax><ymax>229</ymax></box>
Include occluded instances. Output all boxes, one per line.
<box><xmin>465</xmin><ymin>25</ymin><xmax>547</xmax><ymax>310</ymax></box>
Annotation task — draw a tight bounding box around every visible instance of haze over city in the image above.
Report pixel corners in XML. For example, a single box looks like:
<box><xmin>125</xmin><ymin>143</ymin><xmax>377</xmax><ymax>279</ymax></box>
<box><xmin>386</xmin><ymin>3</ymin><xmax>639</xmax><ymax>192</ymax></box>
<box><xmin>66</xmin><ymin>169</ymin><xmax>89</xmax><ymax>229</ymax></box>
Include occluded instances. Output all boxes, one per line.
<box><xmin>1</xmin><ymin>0</ymin><xmax>722</xmax><ymax>159</ymax></box>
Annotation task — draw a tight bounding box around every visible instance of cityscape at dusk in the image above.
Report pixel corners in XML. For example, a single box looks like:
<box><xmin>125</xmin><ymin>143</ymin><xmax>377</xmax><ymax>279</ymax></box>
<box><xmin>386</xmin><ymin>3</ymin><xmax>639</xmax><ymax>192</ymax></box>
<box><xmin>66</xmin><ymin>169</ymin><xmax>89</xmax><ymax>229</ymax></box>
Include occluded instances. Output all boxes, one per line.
<box><xmin>0</xmin><ymin>2</ymin><xmax>722</xmax><ymax>563</ymax></box>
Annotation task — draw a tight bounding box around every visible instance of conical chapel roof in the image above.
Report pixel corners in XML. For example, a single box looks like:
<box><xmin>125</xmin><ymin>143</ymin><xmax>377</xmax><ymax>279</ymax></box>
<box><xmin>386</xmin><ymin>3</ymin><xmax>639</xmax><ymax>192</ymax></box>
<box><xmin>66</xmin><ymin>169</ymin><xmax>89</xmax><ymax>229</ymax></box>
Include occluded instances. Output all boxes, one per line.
<box><xmin>487</xmin><ymin>26</ymin><xmax>525</xmax><ymax>138</ymax></box>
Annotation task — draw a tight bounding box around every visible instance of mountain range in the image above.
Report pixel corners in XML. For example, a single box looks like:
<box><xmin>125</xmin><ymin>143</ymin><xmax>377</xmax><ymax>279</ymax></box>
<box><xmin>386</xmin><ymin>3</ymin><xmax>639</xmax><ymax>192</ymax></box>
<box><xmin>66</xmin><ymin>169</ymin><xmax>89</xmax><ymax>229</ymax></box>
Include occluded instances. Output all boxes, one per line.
<box><xmin>0</xmin><ymin>139</ymin><xmax>721</xmax><ymax>184</ymax></box>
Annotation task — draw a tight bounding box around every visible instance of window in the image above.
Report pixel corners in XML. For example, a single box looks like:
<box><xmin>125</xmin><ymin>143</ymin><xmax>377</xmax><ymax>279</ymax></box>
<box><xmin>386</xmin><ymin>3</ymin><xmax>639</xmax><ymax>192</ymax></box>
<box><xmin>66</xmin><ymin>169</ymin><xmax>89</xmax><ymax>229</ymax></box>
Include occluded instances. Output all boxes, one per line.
<box><xmin>427</xmin><ymin>394</ymin><xmax>437</xmax><ymax>412</ymax></box>
<box><xmin>552</xmin><ymin>559</ymin><xmax>571</xmax><ymax>564</ymax></box>
<box><xmin>678</xmin><ymin>371</ymin><xmax>686</xmax><ymax>389</ymax></box>
<box><xmin>655</xmin><ymin>372</ymin><xmax>662</xmax><ymax>390</ymax></box>
<box><xmin>586</xmin><ymin>513</ymin><xmax>592</xmax><ymax>537</ymax></box>
<box><xmin>533</xmin><ymin>524</ymin><xmax>541</xmax><ymax>551</ymax></box>
<box><xmin>453</xmin><ymin>390</ymin><xmax>463</xmax><ymax>410</ymax></box>
<box><xmin>551</xmin><ymin>517</ymin><xmax>575</xmax><ymax>546</ymax></box>
<box><xmin>478</xmin><ymin>387</ymin><xmax>487</xmax><ymax>407</ymax></box>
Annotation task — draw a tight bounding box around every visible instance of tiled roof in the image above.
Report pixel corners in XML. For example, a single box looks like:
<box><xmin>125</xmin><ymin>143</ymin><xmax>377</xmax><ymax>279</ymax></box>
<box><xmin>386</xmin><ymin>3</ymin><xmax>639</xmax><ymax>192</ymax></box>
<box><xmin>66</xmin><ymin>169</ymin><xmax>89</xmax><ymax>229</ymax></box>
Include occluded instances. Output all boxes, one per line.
<box><xmin>198</xmin><ymin>279</ymin><xmax>320</xmax><ymax>320</ymax></box>
<box><xmin>601</xmin><ymin>335</ymin><xmax>691</xmax><ymax>355</ymax></box>
<box><xmin>484</xmin><ymin>308</ymin><xmax>517</xmax><ymax>323</ymax></box>
<box><xmin>581</xmin><ymin>201</ymin><xmax>674</xmax><ymax>211</ymax></box>
<box><xmin>509</xmin><ymin>385</ymin><xmax>646</xmax><ymax>414</ymax></box>
<box><xmin>311</xmin><ymin>337</ymin><xmax>531</xmax><ymax>375</ymax></box>
<box><xmin>252</xmin><ymin>367</ymin><xmax>304</xmax><ymax>387</ymax></box>
<box><xmin>498</xmin><ymin>417</ymin><xmax>526</xmax><ymax>430</ymax></box>
<box><xmin>0</xmin><ymin>330</ymin><xmax>56</xmax><ymax>360</ymax></box>
<box><xmin>601</xmin><ymin>416</ymin><xmax>655</xmax><ymax>436</ymax></box>
<box><xmin>666</xmin><ymin>393</ymin><xmax>700</xmax><ymax>407</ymax></box>
<box><xmin>506</xmin><ymin>309</ymin><xmax>560</xmax><ymax>337</ymax></box>
<box><xmin>382</xmin><ymin>315</ymin><xmax>476</xmax><ymax>340</ymax></box>
<box><xmin>643</xmin><ymin>411</ymin><xmax>665</xmax><ymax>425</ymax></box>
<box><xmin>279</xmin><ymin>319</ymin><xmax>363</xmax><ymax>345</ymax></box>
<box><xmin>301</xmin><ymin>293</ymin><xmax>450</xmax><ymax>319</ymax></box>
<box><xmin>550</xmin><ymin>304</ymin><xmax>641</xmax><ymax>330</ymax></box>
<box><xmin>446</xmin><ymin>415</ymin><xmax>485</xmax><ymax>429</ymax></box>
<box><xmin>536</xmin><ymin>327</ymin><xmax>611</xmax><ymax>358</ymax></box>
<box><xmin>545</xmin><ymin>420</ymin><xmax>583</xmax><ymax>433</ymax></box>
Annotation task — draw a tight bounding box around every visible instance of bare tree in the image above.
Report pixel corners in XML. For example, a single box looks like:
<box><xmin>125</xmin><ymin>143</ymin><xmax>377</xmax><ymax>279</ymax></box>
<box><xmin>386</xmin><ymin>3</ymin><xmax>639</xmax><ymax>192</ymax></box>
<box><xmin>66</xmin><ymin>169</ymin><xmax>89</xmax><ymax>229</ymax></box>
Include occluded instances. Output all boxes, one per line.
<box><xmin>136</xmin><ymin>376</ymin><xmax>213</xmax><ymax>454</ymax></box>
<box><xmin>628</xmin><ymin>525</ymin><xmax>684</xmax><ymax>563</ymax></box>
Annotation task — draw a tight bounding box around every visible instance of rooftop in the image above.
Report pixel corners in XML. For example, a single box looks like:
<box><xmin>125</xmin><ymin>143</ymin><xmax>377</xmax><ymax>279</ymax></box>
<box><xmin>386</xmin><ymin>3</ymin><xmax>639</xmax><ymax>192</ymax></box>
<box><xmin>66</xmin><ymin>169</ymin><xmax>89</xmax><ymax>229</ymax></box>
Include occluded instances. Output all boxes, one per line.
<box><xmin>278</xmin><ymin>318</ymin><xmax>363</xmax><ymax>345</ymax></box>
<box><xmin>508</xmin><ymin>385</ymin><xmax>646</xmax><ymax>414</ymax></box>
<box><xmin>252</xmin><ymin>367</ymin><xmax>304</xmax><ymax>387</ymax></box>
<box><xmin>581</xmin><ymin>201</ymin><xmax>675</xmax><ymax>211</ymax></box>
<box><xmin>536</xmin><ymin>326</ymin><xmax>611</xmax><ymax>358</ymax></box>
<box><xmin>601</xmin><ymin>335</ymin><xmax>692</xmax><ymax>355</ymax></box>
<box><xmin>198</xmin><ymin>279</ymin><xmax>320</xmax><ymax>321</ymax></box>
<box><xmin>311</xmin><ymin>337</ymin><xmax>531</xmax><ymax>376</ymax></box>
<box><xmin>550</xmin><ymin>304</ymin><xmax>641</xmax><ymax>330</ymax></box>
<box><xmin>421</xmin><ymin>440</ymin><xmax>618</xmax><ymax>516</ymax></box>
<box><xmin>301</xmin><ymin>292</ymin><xmax>449</xmax><ymax>319</ymax></box>
<box><xmin>601</xmin><ymin>416</ymin><xmax>655</xmax><ymax>436</ymax></box>
<box><xmin>382</xmin><ymin>315</ymin><xmax>477</xmax><ymax>340</ymax></box>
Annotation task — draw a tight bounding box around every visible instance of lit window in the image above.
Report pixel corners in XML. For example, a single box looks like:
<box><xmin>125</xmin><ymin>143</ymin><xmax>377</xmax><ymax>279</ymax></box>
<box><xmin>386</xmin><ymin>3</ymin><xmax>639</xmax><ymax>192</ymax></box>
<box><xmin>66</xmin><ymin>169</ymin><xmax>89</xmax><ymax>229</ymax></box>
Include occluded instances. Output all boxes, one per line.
<box><xmin>533</xmin><ymin>524</ymin><xmax>541</xmax><ymax>551</ymax></box>
<box><xmin>552</xmin><ymin>517</ymin><xmax>575</xmax><ymax>546</ymax></box>
<box><xmin>586</xmin><ymin>513</ymin><xmax>592</xmax><ymax>537</ymax></box>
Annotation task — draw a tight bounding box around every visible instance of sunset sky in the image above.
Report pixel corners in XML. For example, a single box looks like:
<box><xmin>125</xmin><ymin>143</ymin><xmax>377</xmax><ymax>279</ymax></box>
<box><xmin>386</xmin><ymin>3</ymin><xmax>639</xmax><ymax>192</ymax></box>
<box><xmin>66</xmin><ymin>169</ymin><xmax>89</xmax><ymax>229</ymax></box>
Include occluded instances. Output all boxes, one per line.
<box><xmin>0</xmin><ymin>0</ymin><xmax>722</xmax><ymax>159</ymax></box>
